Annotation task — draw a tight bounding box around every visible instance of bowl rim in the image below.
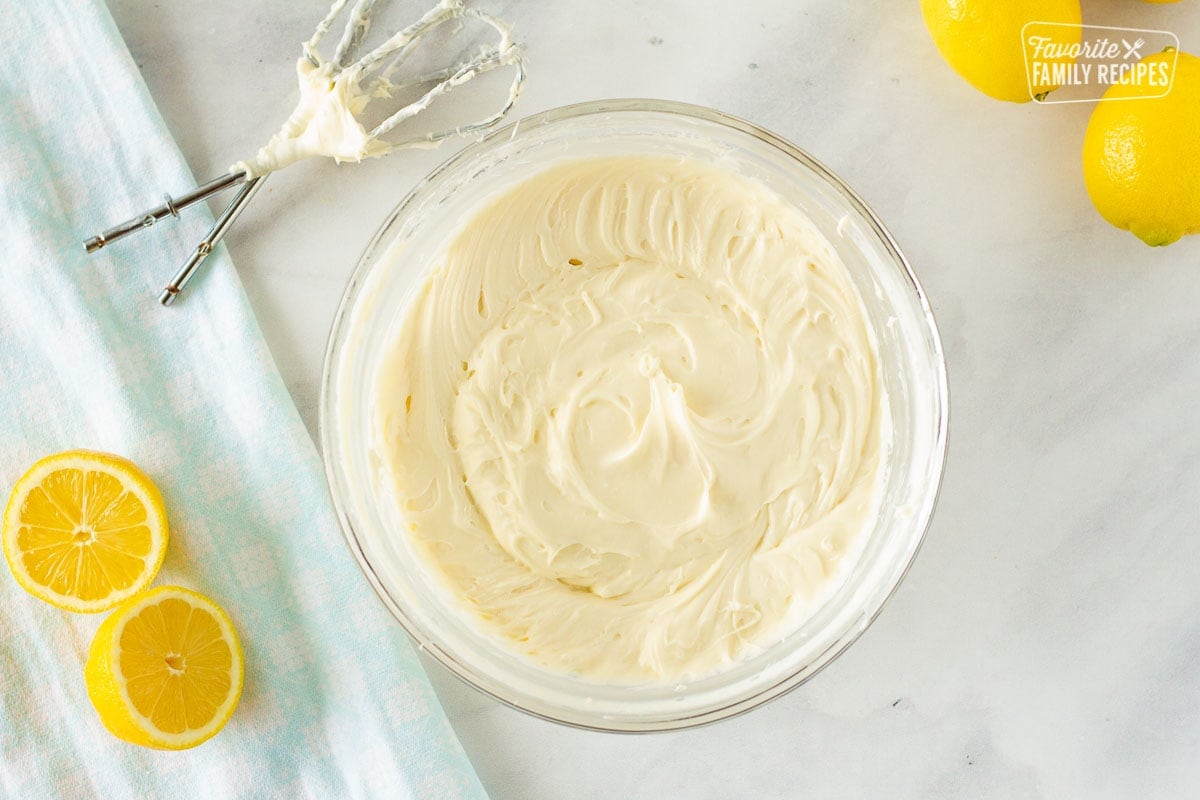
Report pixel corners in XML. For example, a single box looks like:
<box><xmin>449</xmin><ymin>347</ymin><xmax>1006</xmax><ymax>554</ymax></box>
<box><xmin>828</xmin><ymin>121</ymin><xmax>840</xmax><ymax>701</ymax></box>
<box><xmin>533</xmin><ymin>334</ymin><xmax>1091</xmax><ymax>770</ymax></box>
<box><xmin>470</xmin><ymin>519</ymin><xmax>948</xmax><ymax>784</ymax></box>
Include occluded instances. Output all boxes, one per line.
<box><xmin>318</xmin><ymin>97</ymin><xmax>951</xmax><ymax>733</ymax></box>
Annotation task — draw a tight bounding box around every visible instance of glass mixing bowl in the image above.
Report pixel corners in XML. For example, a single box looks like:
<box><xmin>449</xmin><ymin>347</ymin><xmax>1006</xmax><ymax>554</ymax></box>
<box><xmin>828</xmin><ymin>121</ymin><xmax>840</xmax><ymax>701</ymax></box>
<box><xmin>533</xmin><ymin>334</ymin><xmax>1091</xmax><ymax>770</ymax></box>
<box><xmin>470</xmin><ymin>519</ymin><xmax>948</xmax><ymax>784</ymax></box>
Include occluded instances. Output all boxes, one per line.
<box><xmin>320</xmin><ymin>99</ymin><xmax>948</xmax><ymax>731</ymax></box>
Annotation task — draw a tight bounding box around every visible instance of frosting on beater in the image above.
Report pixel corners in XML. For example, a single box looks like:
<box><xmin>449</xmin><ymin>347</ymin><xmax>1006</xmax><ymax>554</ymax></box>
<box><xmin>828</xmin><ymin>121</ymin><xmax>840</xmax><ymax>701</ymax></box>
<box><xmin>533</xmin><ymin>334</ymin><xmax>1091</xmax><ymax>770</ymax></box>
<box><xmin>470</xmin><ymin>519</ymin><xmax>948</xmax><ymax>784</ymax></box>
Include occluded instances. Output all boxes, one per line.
<box><xmin>233</xmin><ymin>0</ymin><xmax>524</xmax><ymax>178</ymax></box>
<box><xmin>233</xmin><ymin>57</ymin><xmax>390</xmax><ymax>178</ymax></box>
<box><xmin>370</xmin><ymin>156</ymin><xmax>888</xmax><ymax>682</ymax></box>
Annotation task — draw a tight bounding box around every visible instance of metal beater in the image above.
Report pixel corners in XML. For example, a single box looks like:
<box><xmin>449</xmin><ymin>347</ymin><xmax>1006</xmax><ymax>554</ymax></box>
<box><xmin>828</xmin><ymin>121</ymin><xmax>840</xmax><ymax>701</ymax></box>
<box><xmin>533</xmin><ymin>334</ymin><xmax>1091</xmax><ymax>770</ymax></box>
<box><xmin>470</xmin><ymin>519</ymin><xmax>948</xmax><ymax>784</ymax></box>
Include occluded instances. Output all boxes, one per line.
<box><xmin>83</xmin><ymin>0</ymin><xmax>525</xmax><ymax>305</ymax></box>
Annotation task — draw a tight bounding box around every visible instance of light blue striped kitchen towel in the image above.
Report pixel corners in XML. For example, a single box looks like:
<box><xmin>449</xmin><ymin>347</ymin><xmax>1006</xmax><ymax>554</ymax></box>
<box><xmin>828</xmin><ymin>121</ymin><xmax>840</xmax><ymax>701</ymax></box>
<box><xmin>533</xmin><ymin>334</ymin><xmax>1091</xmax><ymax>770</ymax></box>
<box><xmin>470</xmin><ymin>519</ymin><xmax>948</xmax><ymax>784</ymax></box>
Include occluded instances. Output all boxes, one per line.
<box><xmin>0</xmin><ymin>2</ymin><xmax>486</xmax><ymax>798</ymax></box>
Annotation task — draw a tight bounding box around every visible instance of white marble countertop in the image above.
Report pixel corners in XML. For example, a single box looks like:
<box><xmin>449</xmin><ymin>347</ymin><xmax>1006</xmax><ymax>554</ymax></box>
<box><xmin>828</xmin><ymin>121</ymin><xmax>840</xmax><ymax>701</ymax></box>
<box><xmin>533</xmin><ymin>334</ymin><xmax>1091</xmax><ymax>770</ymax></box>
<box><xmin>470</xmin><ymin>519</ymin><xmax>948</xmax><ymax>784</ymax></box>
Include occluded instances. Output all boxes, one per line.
<box><xmin>108</xmin><ymin>1</ymin><xmax>1200</xmax><ymax>797</ymax></box>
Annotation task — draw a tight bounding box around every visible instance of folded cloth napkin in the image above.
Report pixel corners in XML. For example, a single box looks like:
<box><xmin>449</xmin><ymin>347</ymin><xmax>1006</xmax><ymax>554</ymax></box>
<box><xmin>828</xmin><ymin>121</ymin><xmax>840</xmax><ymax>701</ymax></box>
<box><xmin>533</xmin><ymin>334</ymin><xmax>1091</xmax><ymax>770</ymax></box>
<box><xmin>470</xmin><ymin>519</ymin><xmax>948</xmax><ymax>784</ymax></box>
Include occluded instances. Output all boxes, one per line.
<box><xmin>0</xmin><ymin>2</ymin><xmax>486</xmax><ymax>797</ymax></box>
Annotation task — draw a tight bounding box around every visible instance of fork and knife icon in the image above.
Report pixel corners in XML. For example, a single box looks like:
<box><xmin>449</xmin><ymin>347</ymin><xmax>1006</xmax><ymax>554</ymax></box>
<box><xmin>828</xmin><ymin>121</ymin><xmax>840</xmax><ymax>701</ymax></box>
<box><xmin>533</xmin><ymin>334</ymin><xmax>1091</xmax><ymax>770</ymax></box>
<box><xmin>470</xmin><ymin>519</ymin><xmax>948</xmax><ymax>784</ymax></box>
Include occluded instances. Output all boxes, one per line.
<box><xmin>1122</xmin><ymin>38</ymin><xmax>1146</xmax><ymax>60</ymax></box>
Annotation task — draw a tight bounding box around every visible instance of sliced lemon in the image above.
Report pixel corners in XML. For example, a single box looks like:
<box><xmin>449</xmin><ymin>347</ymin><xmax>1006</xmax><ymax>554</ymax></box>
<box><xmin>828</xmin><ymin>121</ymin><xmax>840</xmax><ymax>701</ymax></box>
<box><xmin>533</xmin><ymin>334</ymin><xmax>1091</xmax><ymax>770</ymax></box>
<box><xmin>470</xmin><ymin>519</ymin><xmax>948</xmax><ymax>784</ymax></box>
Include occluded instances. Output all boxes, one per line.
<box><xmin>3</xmin><ymin>450</ymin><xmax>169</xmax><ymax>613</ymax></box>
<box><xmin>85</xmin><ymin>586</ymin><xmax>244</xmax><ymax>750</ymax></box>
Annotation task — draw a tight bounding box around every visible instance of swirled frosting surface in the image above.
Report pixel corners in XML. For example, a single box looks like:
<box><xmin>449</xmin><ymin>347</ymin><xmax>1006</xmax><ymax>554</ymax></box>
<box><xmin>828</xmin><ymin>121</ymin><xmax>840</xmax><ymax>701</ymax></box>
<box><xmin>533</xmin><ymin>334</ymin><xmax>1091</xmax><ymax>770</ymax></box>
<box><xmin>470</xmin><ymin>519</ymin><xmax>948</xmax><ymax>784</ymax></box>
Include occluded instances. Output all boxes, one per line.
<box><xmin>371</xmin><ymin>156</ymin><xmax>887</xmax><ymax>682</ymax></box>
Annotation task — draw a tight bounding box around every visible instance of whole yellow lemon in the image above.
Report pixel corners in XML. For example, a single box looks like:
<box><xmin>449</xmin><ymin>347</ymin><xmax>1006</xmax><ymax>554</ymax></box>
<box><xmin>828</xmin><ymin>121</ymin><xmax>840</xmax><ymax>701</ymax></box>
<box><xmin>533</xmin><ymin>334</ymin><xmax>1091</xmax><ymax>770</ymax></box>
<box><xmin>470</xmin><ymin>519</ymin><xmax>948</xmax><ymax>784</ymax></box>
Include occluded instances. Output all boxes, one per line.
<box><xmin>1082</xmin><ymin>51</ymin><xmax>1200</xmax><ymax>246</ymax></box>
<box><xmin>921</xmin><ymin>0</ymin><xmax>1082</xmax><ymax>102</ymax></box>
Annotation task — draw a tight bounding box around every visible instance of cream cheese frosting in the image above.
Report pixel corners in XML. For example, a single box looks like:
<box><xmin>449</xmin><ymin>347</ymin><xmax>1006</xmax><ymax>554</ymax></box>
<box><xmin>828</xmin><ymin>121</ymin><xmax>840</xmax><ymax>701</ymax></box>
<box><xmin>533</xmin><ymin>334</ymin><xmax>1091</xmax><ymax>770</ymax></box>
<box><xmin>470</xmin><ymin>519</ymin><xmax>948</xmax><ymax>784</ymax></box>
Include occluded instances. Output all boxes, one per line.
<box><xmin>370</xmin><ymin>156</ymin><xmax>888</xmax><ymax>682</ymax></box>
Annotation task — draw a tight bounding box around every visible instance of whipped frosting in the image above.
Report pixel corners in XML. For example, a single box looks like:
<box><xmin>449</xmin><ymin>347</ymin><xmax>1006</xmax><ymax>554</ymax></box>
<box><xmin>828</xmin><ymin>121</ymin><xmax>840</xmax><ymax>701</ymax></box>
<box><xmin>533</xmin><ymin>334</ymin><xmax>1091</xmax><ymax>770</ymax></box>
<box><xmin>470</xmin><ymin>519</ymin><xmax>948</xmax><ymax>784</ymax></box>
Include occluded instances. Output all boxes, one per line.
<box><xmin>370</xmin><ymin>156</ymin><xmax>888</xmax><ymax>682</ymax></box>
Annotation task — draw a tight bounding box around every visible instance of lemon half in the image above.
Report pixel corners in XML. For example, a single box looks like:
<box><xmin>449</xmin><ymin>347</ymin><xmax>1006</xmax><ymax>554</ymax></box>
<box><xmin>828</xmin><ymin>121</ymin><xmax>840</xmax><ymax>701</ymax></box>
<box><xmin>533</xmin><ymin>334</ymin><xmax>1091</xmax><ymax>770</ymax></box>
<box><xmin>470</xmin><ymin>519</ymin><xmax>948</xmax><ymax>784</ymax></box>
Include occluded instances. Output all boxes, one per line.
<box><xmin>3</xmin><ymin>450</ymin><xmax>169</xmax><ymax>613</ymax></box>
<box><xmin>85</xmin><ymin>586</ymin><xmax>245</xmax><ymax>750</ymax></box>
